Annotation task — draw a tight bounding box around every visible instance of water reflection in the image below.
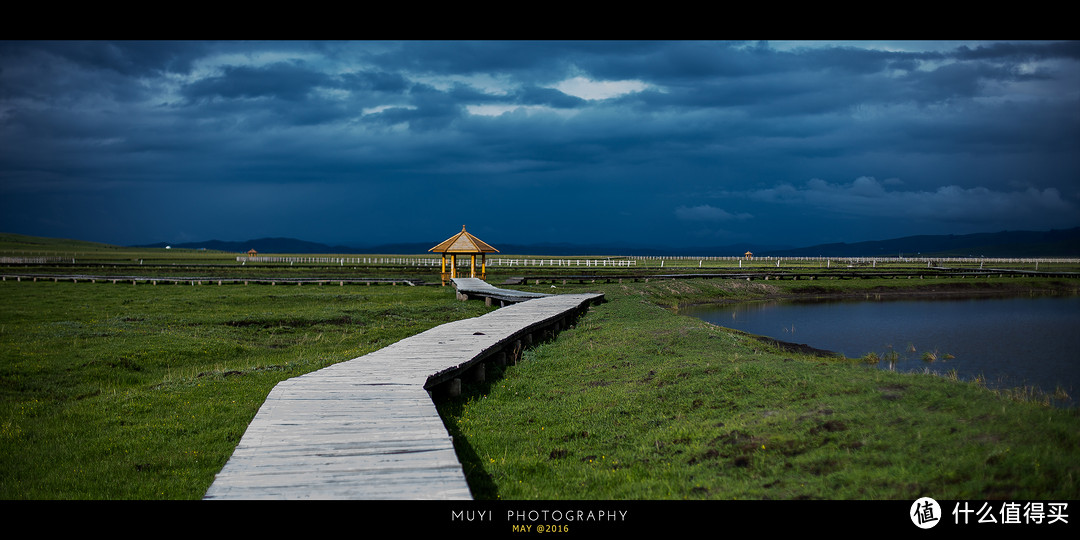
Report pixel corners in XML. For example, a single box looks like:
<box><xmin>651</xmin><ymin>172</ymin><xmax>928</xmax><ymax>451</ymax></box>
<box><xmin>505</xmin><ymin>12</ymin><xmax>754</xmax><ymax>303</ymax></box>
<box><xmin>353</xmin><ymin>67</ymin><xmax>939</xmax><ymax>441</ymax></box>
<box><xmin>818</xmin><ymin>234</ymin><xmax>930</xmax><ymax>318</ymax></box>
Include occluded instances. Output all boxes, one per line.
<box><xmin>683</xmin><ymin>295</ymin><xmax>1080</xmax><ymax>405</ymax></box>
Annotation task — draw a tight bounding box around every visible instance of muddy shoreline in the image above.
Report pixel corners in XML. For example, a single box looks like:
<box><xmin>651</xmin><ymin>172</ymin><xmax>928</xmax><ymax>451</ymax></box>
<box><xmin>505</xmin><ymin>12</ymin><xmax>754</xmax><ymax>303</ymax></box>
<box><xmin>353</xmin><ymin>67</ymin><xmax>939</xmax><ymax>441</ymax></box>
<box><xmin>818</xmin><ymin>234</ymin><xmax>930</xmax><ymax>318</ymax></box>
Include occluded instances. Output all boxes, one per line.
<box><xmin>750</xmin><ymin>334</ymin><xmax>843</xmax><ymax>358</ymax></box>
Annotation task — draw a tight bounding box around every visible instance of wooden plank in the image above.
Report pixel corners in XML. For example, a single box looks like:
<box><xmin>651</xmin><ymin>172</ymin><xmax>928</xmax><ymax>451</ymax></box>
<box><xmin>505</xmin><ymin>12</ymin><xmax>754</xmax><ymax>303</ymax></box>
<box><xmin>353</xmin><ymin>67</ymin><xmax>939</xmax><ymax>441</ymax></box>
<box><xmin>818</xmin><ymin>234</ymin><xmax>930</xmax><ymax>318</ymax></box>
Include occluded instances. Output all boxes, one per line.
<box><xmin>204</xmin><ymin>290</ymin><xmax>603</xmax><ymax>500</ymax></box>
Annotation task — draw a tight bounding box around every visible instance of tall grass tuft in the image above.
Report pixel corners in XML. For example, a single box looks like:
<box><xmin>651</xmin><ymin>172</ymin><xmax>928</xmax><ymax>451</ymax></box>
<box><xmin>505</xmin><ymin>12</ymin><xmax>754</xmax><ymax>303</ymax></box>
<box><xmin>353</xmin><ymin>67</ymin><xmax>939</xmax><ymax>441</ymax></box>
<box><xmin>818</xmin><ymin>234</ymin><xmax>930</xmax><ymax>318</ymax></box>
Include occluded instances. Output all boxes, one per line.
<box><xmin>1054</xmin><ymin>386</ymin><xmax>1071</xmax><ymax>403</ymax></box>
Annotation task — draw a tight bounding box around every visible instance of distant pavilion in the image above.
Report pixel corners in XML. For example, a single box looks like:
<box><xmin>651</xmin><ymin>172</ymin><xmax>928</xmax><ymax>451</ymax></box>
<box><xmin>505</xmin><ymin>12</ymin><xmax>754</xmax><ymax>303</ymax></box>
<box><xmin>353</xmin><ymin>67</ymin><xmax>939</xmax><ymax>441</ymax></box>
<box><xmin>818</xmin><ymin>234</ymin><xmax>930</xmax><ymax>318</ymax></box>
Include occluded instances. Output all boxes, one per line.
<box><xmin>429</xmin><ymin>226</ymin><xmax>499</xmax><ymax>285</ymax></box>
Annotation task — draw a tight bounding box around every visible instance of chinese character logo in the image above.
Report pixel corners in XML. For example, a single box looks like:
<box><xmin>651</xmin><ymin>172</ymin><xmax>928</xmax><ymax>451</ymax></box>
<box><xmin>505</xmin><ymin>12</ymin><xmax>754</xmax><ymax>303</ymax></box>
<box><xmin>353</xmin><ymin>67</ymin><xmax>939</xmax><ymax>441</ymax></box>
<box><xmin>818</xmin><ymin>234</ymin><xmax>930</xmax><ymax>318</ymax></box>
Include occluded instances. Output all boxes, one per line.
<box><xmin>911</xmin><ymin>497</ymin><xmax>941</xmax><ymax>529</ymax></box>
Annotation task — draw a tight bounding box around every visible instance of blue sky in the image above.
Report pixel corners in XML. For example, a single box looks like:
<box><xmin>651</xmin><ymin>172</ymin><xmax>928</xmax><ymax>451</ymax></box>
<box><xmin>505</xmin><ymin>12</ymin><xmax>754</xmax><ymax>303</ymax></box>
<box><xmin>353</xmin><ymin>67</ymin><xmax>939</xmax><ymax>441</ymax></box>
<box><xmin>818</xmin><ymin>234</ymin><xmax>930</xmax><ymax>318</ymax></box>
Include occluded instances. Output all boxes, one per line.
<box><xmin>1</xmin><ymin>40</ymin><xmax>1077</xmax><ymax>251</ymax></box>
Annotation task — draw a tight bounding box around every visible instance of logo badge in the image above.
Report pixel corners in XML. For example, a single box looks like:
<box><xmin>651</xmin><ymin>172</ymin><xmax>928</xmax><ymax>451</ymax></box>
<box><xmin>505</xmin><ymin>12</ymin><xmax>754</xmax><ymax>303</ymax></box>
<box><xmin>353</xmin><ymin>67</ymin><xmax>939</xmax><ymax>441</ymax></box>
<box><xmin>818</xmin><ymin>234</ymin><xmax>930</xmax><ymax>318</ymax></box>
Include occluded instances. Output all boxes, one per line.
<box><xmin>911</xmin><ymin>497</ymin><xmax>941</xmax><ymax>529</ymax></box>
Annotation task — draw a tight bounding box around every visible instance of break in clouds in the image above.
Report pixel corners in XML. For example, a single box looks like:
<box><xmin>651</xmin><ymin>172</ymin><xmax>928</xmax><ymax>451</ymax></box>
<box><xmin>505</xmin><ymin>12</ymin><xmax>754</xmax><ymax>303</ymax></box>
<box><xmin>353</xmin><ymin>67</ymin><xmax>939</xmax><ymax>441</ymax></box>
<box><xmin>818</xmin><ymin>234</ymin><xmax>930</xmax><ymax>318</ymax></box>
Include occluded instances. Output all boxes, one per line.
<box><xmin>1</xmin><ymin>40</ymin><xmax>1077</xmax><ymax>249</ymax></box>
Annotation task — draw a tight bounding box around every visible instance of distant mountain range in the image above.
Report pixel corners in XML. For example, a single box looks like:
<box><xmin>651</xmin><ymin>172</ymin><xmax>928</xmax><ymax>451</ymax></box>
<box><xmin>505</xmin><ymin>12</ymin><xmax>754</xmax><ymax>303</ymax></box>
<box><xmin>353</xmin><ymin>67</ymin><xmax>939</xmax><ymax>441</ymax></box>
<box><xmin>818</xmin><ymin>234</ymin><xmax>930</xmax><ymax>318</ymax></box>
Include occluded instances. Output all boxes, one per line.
<box><xmin>136</xmin><ymin>227</ymin><xmax>1080</xmax><ymax>257</ymax></box>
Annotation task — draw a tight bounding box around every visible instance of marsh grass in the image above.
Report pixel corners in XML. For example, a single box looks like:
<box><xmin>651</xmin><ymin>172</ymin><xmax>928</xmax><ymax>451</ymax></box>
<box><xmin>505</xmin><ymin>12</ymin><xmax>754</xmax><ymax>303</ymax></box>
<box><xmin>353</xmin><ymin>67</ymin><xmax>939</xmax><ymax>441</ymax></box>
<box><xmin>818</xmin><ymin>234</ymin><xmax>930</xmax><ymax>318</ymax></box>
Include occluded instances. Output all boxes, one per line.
<box><xmin>883</xmin><ymin>347</ymin><xmax>900</xmax><ymax>366</ymax></box>
<box><xmin>0</xmin><ymin>280</ymin><xmax>493</xmax><ymax>499</ymax></box>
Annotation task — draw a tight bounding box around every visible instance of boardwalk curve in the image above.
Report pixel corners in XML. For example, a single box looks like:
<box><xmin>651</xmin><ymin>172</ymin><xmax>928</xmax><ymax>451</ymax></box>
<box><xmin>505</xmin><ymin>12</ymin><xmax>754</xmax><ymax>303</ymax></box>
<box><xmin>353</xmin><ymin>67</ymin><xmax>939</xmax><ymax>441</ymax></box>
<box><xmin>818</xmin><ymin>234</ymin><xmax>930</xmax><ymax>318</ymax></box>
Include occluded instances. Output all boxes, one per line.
<box><xmin>203</xmin><ymin>289</ymin><xmax>603</xmax><ymax>500</ymax></box>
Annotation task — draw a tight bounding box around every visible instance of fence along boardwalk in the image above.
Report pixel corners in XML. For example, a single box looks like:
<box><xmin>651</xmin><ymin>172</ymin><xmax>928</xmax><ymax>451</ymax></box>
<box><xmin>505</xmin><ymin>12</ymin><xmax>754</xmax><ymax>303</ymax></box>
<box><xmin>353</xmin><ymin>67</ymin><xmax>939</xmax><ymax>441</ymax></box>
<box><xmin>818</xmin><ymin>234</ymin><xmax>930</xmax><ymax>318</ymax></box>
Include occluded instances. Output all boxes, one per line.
<box><xmin>203</xmin><ymin>289</ymin><xmax>604</xmax><ymax>500</ymax></box>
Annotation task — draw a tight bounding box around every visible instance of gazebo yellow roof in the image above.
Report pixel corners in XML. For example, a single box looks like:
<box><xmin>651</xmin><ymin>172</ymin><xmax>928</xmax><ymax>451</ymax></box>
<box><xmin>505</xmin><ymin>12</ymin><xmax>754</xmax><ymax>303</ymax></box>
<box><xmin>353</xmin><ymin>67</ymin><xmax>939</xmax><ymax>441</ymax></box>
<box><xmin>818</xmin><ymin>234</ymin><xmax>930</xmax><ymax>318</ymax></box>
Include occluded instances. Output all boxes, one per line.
<box><xmin>429</xmin><ymin>226</ymin><xmax>499</xmax><ymax>254</ymax></box>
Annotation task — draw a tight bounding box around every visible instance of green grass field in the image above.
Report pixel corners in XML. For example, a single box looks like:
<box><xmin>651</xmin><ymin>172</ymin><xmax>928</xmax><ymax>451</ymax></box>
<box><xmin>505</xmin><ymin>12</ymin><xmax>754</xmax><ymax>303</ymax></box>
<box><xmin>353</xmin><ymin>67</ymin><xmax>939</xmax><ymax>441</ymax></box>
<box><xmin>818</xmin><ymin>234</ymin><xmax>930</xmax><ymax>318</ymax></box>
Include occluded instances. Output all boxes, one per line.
<box><xmin>0</xmin><ymin>279</ymin><xmax>493</xmax><ymax>498</ymax></box>
<box><xmin>2</xmin><ymin>233</ymin><xmax>1078</xmax><ymax>499</ymax></box>
<box><xmin>440</xmin><ymin>279</ymin><xmax>1080</xmax><ymax>499</ymax></box>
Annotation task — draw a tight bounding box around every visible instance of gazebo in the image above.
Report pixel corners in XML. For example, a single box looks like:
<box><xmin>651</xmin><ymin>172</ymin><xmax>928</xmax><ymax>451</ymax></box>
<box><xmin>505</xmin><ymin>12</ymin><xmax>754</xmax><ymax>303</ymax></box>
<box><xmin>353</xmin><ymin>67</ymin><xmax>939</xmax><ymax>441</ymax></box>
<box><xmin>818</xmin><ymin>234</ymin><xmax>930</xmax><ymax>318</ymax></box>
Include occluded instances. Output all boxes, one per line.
<box><xmin>429</xmin><ymin>225</ymin><xmax>499</xmax><ymax>285</ymax></box>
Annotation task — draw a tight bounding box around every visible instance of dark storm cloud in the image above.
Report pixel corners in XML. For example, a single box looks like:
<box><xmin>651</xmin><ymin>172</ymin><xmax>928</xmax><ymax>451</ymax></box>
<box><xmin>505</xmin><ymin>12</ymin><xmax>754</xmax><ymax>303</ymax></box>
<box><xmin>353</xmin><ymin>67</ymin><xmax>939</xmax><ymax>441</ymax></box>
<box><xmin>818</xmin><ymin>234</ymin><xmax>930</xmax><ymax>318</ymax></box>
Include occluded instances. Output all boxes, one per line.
<box><xmin>742</xmin><ymin>177</ymin><xmax>1073</xmax><ymax>224</ymax></box>
<box><xmin>182</xmin><ymin>61</ymin><xmax>333</xmax><ymax>102</ymax></box>
<box><xmin>514</xmin><ymin>85</ymin><xmax>586</xmax><ymax>109</ymax></box>
<box><xmin>34</xmin><ymin>41</ymin><xmax>208</xmax><ymax>76</ymax></box>
<box><xmin>951</xmin><ymin>40</ymin><xmax>1080</xmax><ymax>62</ymax></box>
<box><xmin>1</xmin><ymin>41</ymin><xmax>1077</xmax><ymax>248</ymax></box>
<box><xmin>340</xmin><ymin>70</ymin><xmax>411</xmax><ymax>93</ymax></box>
<box><xmin>366</xmin><ymin>40</ymin><xmax>588</xmax><ymax>80</ymax></box>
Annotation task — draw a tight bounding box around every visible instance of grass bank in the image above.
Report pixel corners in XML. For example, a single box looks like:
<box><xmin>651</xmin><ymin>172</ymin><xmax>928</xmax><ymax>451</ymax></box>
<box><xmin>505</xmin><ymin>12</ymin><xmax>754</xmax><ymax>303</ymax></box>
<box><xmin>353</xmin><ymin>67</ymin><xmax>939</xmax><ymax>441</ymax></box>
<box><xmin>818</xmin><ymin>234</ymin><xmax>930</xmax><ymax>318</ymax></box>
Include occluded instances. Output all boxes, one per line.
<box><xmin>439</xmin><ymin>278</ymin><xmax>1080</xmax><ymax>499</ymax></box>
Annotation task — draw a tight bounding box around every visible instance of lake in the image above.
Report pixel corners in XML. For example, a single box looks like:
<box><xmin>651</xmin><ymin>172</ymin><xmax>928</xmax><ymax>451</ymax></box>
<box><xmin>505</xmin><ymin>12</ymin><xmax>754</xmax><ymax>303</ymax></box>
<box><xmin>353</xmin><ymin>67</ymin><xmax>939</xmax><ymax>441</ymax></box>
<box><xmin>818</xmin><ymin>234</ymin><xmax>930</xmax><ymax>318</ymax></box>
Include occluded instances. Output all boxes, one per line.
<box><xmin>682</xmin><ymin>294</ymin><xmax>1080</xmax><ymax>405</ymax></box>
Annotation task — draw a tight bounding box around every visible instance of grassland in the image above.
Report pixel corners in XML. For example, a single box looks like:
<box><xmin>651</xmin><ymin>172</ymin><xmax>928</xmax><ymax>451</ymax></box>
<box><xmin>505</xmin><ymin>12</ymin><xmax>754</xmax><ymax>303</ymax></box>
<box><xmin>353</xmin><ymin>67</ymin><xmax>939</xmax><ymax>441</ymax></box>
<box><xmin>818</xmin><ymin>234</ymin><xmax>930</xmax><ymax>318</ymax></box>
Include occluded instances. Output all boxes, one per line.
<box><xmin>438</xmin><ymin>278</ymin><xmax>1080</xmax><ymax>500</ymax></box>
<box><xmin>0</xmin><ymin>279</ymin><xmax>494</xmax><ymax>498</ymax></box>
<box><xmin>2</xmin><ymin>233</ymin><xmax>1078</xmax><ymax>500</ymax></box>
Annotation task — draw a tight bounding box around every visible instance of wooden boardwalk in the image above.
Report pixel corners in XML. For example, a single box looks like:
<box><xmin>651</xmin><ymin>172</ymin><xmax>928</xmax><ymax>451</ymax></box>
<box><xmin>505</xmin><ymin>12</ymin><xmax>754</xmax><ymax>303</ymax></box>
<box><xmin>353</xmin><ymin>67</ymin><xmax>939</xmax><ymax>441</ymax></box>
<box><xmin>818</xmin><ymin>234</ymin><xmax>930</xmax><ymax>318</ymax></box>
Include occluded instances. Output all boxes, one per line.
<box><xmin>450</xmin><ymin>277</ymin><xmax>552</xmax><ymax>305</ymax></box>
<box><xmin>203</xmin><ymin>288</ymin><xmax>604</xmax><ymax>500</ymax></box>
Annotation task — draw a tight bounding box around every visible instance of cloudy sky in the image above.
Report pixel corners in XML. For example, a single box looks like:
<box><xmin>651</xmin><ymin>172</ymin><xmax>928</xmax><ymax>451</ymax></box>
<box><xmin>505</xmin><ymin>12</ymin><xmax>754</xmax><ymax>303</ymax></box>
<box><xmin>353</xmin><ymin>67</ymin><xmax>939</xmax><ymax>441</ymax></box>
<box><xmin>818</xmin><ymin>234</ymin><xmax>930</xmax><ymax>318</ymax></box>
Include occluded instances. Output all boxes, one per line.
<box><xmin>1</xmin><ymin>40</ymin><xmax>1077</xmax><ymax>251</ymax></box>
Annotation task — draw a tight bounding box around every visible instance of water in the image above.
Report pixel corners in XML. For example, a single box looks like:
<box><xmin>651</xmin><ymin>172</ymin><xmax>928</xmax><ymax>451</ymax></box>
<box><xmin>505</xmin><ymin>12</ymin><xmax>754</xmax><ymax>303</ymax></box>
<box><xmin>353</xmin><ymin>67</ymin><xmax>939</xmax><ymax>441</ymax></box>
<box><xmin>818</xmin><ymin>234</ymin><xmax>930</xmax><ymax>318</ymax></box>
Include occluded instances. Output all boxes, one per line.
<box><xmin>682</xmin><ymin>295</ymin><xmax>1080</xmax><ymax>404</ymax></box>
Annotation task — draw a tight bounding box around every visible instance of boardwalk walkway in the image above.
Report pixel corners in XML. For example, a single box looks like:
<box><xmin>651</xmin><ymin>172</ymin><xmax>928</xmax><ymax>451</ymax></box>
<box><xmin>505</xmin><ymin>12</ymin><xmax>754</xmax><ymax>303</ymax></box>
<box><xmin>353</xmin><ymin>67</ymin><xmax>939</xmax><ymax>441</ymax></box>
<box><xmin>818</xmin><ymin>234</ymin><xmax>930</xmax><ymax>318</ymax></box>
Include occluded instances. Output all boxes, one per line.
<box><xmin>450</xmin><ymin>277</ymin><xmax>552</xmax><ymax>305</ymax></box>
<box><xmin>203</xmin><ymin>287</ymin><xmax>604</xmax><ymax>500</ymax></box>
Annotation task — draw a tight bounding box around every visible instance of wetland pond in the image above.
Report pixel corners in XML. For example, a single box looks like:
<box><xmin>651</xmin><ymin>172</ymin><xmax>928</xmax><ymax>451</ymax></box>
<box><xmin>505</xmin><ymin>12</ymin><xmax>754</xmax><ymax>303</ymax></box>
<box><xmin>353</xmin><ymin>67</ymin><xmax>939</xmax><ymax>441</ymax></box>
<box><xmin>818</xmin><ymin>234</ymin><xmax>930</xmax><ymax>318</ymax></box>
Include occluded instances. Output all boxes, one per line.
<box><xmin>682</xmin><ymin>294</ymin><xmax>1080</xmax><ymax>406</ymax></box>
